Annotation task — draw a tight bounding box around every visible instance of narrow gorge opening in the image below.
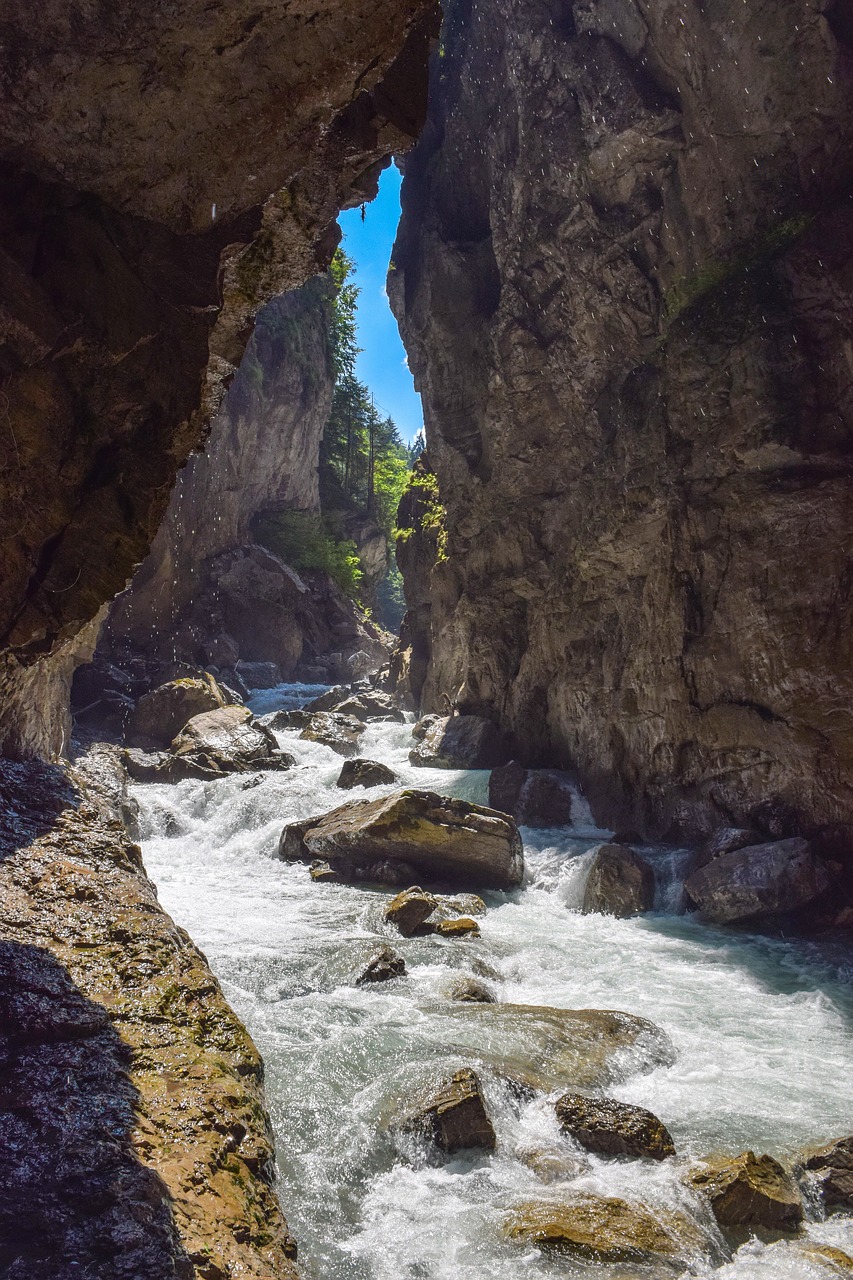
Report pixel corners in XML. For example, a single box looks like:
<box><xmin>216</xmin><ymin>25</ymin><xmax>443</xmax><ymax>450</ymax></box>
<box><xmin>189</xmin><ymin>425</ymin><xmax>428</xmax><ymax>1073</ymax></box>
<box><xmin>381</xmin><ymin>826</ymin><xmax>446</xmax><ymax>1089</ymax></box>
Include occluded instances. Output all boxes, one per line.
<box><xmin>2</xmin><ymin>2</ymin><xmax>853</xmax><ymax>1278</ymax></box>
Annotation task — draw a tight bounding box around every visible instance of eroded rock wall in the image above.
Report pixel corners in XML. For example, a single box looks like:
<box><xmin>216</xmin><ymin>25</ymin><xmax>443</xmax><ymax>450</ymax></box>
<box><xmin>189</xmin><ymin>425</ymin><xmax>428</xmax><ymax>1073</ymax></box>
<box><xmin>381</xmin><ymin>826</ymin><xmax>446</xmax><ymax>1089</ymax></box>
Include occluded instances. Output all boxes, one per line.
<box><xmin>0</xmin><ymin>0</ymin><xmax>439</xmax><ymax>758</ymax></box>
<box><xmin>390</xmin><ymin>0</ymin><xmax>853</xmax><ymax>839</ymax></box>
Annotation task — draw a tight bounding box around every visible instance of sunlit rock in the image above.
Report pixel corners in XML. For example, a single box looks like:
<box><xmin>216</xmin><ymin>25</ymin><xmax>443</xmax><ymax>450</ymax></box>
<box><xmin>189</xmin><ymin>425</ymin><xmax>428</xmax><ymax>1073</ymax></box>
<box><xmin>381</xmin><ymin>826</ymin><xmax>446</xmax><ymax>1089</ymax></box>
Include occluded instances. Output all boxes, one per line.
<box><xmin>126</xmin><ymin>675</ymin><xmax>228</xmax><ymax>751</ymax></box>
<box><xmin>336</xmin><ymin>758</ymin><xmax>399</xmax><ymax>790</ymax></box>
<box><xmin>504</xmin><ymin>1194</ymin><xmax>708</xmax><ymax>1268</ymax></box>
<box><xmin>581</xmin><ymin>843</ymin><xmax>655</xmax><ymax>918</ymax></box>
<box><xmin>385</xmin><ymin>886</ymin><xmax>438</xmax><ymax>935</ymax></box>
<box><xmin>795</xmin><ymin>1135</ymin><xmax>853</xmax><ymax>1212</ymax></box>
<box><xmin>333</xmin><ymin>691</ymin><xmax>405</xmax><ymax>723</ymax></box>
<box><xmin>435</xmin><ymin>916</ymin><xmax>481</xmax><ymax>937</ymax></box>
<box><xmin>171</xmin><ymin>706</ymin><xmax>278</xmax><ymax>773</ymax></box>
<box><xmin>394</xmin><ymin>1067</ymin><xmax>495</xmax><ymax>1153</ymax></box>
<box><xmin>687</xmin><ymin>1151</ymin><xmax>804</xmax><ymax>1231</ymax></box>
<box><xmin>351</xmin><ymin>942</ymin><xmax>406</xmax><ymax>986</ymax></box>
<box><xmin>298</xmin><ymin>711</ymin><xmax>364</xmax><ymax>757</ymax></box>
<box><xmin>443</xmin><ymin>976</ymin><xmax>495</xmax><ymax>1004</ymax></box>
<box><xmin>555</xmin><ymin>1093</ymin><xmax>675</xmax><ymax>1161</ymax></box>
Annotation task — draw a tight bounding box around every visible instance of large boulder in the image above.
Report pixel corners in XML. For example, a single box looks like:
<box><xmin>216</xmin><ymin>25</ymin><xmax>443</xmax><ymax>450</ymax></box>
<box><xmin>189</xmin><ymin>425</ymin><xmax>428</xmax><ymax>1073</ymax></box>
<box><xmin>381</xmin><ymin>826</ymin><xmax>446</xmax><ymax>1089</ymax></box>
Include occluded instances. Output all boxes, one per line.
<box><xmin>684</xmin><ymin>838</ymin><xmax>832</xmax><ymax>924</ymax></box>
<box><xmin>299</xmin><ymin>712</ymin><xmax>363</xmax><ymax>757</ymax></box>
<box><xmin>394</xmin><ymin>1068</ymin><xmax>495</xmax><ymax>1153</ymax></box>
<box><xmin>504</xmin><ymin>1194</ymin><xmax>706</xmax><ymax>1267</ymax></box>
<box><xmin>426</xmin><ymin>1004</ymin><xmax>675</xmax><ymax>1094</ymax></box>
<box><xmin>796</xmin><ymin>1135</ymin><xmax>853</xmax><ymax>1211</ymax></box>
<box><xmin>582</xmin><ymin>844</ymin><xmax>655</xmax><ymax>917</ymax></box>
<box><xmin>332</xmin><ymin>691</ymin><xmax>405</xmax><ymax>723</ymax></box>
<box><xmin>277</xmin><ymin>789</ymin><xmax>524</xmax><ymax>890</ymax></box>
<box><xmin>555</xmin><ymin>1093</ymin><xmax>675</xmax><ymax>1160</ymax></box>
<box><xmin>336</xmin><ymin>758</ymin><xmax>399</xmax><ymax>790</ymax></box>
<box><xmin>488</xmin><ymin>761</ymin><xmax>573</xmax><ymax>827</ymax></box>
<box><xmin>126</xmin><ymin>675</ymin><xmax>227</xmax><ymax>750</ymax></box>
<box><xmin>692</xmin><ymin>827</ymin><xmax>763</xmax><ymax>872</ymax></box>
<box><xmin>409</xmin><ymin>715</ymin><xmax>511</xmax><ymax>770</ymax></box>
<box><xmin>687</xmin><ymin>1151</ymin><xmax>804</xmax><ymax>1231</ymax></box>
<box><xmin>170</xmin><ymin>705</ymin><xmax>278</xmax><ymax>773</ymax></box>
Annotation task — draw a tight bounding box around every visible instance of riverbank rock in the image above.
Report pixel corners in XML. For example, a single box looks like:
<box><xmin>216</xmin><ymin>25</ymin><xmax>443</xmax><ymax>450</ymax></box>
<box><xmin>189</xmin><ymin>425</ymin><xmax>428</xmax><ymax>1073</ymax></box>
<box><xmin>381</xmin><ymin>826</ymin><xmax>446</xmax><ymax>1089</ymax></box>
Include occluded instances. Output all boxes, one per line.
<box><xmin>796</xmin><ymin>1135</ymin><xmax>853</xmax><ymax>1211</ymax></box>
<box><xmin>429</xmin><ymin>1005</ymin><xmax>675</xmax><ymax>1093</ymax></box>
<box><xmin>489</xmin><ymin>762</ymin><xmax>573</xmax><ymax>827</ymax></box>
<box><xmin>299</xmin><ymin>711</ymin><xmax>363</xmax><ymax>756</ymax></box>
<box><xmin>305</xmin><ymin>685</ymin><xmax>349</xmax><ymax>712</ymax></box>
<box><xmin>385</xmin><ymin>886</ymin><xmax>438</xmax><ymax>935</ymax></box>
<box><xmin>435</xmin><ymin>917</ymin><xmax>480</xmax><ymax>937</ymax></box>
<box><xmin>333</xmin><ymin>691</ymin><xmax>405</xmax><ymax>722</ymax></box>
<box><xmin>170</xmin><ymin>705</ymin><xmax>279</xmax><ymax>774</ymax></box>
<box><xmin>352</xmin><ymin>942</ymin><xmax>406</xmax><ymax>986</ymax></box>
<box><xmin>582</xmin><ymin>844</ymin><xmax>655</xmax><ymax>918</ymax></box>
<box><xmin>504</xmin><ymin>1194</ymin><xmax>705</xmax><ymax>1267</ymax></box>
<box><xmin>277</xmin><ymin>789</ymin><xmax>524</xmax><ymax>890</ymax></box>
<box><xmin>412</xmin><ymin>713</ymin><xmax>444</xmax><ymax>741</ymax></box>
<box><xmin>337</xmin><ymin>758</ymin><xmax>399</xmax><ymax>790</ymax></box>
<box><xmin>555</xmin><ymin>1094</ymin><xmax>675</xmax><ymax>1160</ymax></box>
<box><xmin>396</xmin><ymin>1068</ymin><xmax>495</xmax><ymax>1153</ymax></box>
<box><xmin>443</xmin><ymin>976</ymin><xmax>495</xmax><ymax>1003</ymax></box>
<box><xmin>126</xmin><ymin>675</ymin><xmax>228</xmax><ymax>750</ymax></box>
<box><xmin>684</xmin><ymin>838</ymin><xmax>832</xmax><ymax>924</ymax></box>
<box><xmin>687</xmin><ymin>1151</ymin><xmax>804</xmax><ymax>1231</ymax></box>
<box><xmin>309</xmin><ymin>860</ymin><xmax>341</xmax><ymax>882</ymax></box>
<box><xmin>409</xmin><ymin>715</ymin><xmax>511</xmax><ymax>769</ymax></box>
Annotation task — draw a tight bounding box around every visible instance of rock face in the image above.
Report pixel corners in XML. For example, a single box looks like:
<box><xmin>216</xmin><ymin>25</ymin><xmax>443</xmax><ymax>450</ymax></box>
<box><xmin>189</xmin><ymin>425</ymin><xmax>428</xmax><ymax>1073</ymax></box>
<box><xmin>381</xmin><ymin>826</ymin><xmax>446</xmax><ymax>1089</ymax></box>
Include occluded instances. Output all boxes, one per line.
<box><xmin>409</xmin><ymin>715</ymin><xmax>511</xmax><ymax>769</ymax></box>
<box><xmin>396</xmin><ymin>1068</ymin><xmax>496</xmax><ymax>1152</ymax></box>
<box><xmin>488</xmin><ymin>761</ymin><xmax>573</xmax><ymax>827</ymax></box>
<box><xmin>0</xmin><ymin>0</ymin><xmax>439</xmax><ymax>759</ymax></box>
<box><xmin>582</xmin><ymin>844</ymin><xmax>655</xmax><ymax>918</ymax></box>
<box><xmin>389</xmin><ymin>0</ymin><xmax>853</xmax><ymax>842</ymax></box>
<box><xmin>504</xmin><ymin>1194</ymin><xmax>705</xmax><ymax>1267</ymax></box>
<box><xmin>688</xmin><ymin>1151</ymin><xmax>804</xmax><ymax>1231</ymax></box>
<box><xmin>797</xmin><ymin>1135</ymin><xmax>853</xmax><ymax>1212</ymax></box>
<box><xmin>555</xmin><ymin>1093</ymin><xmax>675</xmax><ymax>1160</ymax></box>
<box><xmin>278</xmin><ymin>788</ymin><xmax>525</xmax><ymax>889</ymax></box>
<box><xmin>0</xmin><ymin>745</ymin><xmax>297</xmax><ymax>1276</ymax></box>
<box><xmin>683</xmin><ymin>837</ymin><xmax>832</xmax><ymax>924</ymax></box>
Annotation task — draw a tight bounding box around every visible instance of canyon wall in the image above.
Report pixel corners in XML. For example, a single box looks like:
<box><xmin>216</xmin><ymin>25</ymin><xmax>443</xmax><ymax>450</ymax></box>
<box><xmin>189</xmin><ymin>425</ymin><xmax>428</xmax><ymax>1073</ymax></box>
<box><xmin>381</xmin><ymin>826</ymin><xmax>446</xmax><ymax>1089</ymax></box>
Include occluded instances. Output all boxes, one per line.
<box><xmin>390</xmin><ymin>0</ymin><xmax>853</xmax><ymax>840</ymax></box>
<box><xmin>0</xmin><ymin>0</ymin><xmax>438</xmax><ymax>759</ymax></box>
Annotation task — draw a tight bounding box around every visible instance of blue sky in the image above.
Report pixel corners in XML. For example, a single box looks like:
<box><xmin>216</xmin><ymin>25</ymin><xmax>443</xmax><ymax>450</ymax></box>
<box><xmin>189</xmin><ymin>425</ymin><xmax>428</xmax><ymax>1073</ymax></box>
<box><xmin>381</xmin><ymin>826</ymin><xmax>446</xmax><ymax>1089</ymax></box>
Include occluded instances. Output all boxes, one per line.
<box><xmin>337</xmin><ymin>164</ymin><xmax>424</xmax><ymax>444</ymax></box>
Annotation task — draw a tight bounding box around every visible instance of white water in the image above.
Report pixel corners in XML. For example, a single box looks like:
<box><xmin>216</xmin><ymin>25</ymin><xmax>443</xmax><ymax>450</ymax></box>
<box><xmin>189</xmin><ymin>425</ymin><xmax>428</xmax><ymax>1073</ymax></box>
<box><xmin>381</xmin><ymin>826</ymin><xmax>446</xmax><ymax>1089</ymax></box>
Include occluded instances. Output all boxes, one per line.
<box><xmin>135</xmin><ymin>685</ymin><xmax>853</xmax><ymax>1280</ymax></box>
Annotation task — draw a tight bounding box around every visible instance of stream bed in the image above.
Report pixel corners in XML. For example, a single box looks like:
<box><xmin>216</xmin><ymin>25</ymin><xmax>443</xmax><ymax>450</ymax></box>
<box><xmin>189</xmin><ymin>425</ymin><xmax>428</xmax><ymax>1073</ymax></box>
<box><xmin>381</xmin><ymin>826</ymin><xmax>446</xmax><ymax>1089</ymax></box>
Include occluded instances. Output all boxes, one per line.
<box><xmin>135</xmin><ymin>684</ymin><xmax>853</xmax><ymax>1280</ymax></box>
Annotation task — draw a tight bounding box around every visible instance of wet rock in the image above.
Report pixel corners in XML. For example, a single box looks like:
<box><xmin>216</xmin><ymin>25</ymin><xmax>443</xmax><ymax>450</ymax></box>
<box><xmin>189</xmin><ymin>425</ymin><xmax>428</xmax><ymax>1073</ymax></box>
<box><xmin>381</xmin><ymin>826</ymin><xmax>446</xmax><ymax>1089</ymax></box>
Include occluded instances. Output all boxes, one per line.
<box><xmin>412</xmin><ymin>712</ymin><xmax>444</xmax><ymax>741</ymax></box>
<box><xmin>277</xmin><ymin>788</ymin><xmax>524</xmax><ymax>890</ymax></box>
<box><xmin>443</xmin><ymin>976</ymin><xmax>495</xmax><ymax>1003</ymax></box>
<box><xmin>687</xmin><ymin>1151</ymin><xmax>804</xmax><ymax>1231</ymax></box>
<box><xmin>684</xmin><ymin>838</ymin><xmax>832</xmax><ymax>924</ymax></box>
<box><xmin>336</xmin><ymin>758</ymin><xmax>399</xmax><ymax>790</ymax></box>
<box><xmin>504</xmin><ymin>1194</ymin><xmax>705</xmax><ymax>1267</ymax></box>
<box><xmin>429</xmin><ymin>1004</ymin><xmax>676</xmax><ymax>1093</ymax></box>
<box><xmin>126</xmin><ymin>675</ymin><xmax>227</xmax><ymax>751</ymax></box>
<box><xmin>309</xmin><ymin>860</ymin><xmax>341</xmax><ymax>883</ymax></box>
<box><xmin>305</xmin><ymin>685</ymin><xmax>349</xmax><ymax>712</ymax></box>
<box><xmin>435</xmin><ymin>917</ymin><xmax>480</xmax><ymax>937</ymax></box>
<box><xmin>582</xmin><ymin>844</ymin><xmax>655</xmax><ymax>918</ymax></box>
<box><xmin>333</xmin><ymin>691</ymin><xmax>405</xmax><ymax>723</ymax></box>
<box><xmin>235</xmin><ymin>660</ymin><xmax>282</xmax><ymax>690</ymax></box>
<box><xmin>555</xmin><ymin>1093</ymin><xmax>675</xmax><ymax>1161</ymax></box>
<box><xmin>433</xmin><ymin>892</ymin><xmax>487</xmax><ymax>920</ymax></box>
<box><xmin>489</xmin><ymin>761</ymin><xmax>573</xmax><ymax>827</ymax></box>
<box><xmin>171</xmin><ymin>705</ymin><xmax>277</xmax><ymax>773</ymax></box>
<box><xmin>516</xmin><ymin>1146</ymin><xmax>589</xmax><ymax>1184</ymax></box>
<box><xmin>694</xmin><ymin>827</ymin><xmax>763</xmax><ymax>870</ymax></box>
<box><xmin>352</xmin><ymin>942</ymin><xmax>406</xmax><ymax>986</ymax></box>
<box><xmin>396</xmin><ymin>1068</ymin><xmax>495</xmax><ymax>1153</ymax></box>
<box><xmin>385</xmin><ymin>886</ymin><xmax>438</xmax><ymax>936</ymax></box>
<box><xmin>796</xmin><ymin>1135</ymin><xmax>853</xmax><ymax>1211</ymax></box>
<box><xmin>299</xmin><ymin>711</ymin><xmax>364</xmax><ymax>757</ymax></box>
<box><xmin>123</xmin><ymin>747</ymin><xmax>221</xmax><ymax>783</ymax></box>
<box><xmin>798</xmin><ymin>1244</ymin><xmax>853</xmax><ymax>1272</ymax></box>
<box><xmin>409</xmin><ymin>715</ymin><xmax>511</xmax><ymax>769</ymax></box>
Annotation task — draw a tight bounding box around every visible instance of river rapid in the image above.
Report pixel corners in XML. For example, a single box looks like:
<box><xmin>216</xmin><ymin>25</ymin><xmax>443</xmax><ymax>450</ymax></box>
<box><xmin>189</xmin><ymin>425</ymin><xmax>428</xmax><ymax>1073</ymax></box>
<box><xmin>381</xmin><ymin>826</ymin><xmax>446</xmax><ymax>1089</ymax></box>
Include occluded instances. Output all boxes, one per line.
<box><xmin>135</xmin><ymin>684</ymin><xmax>853</xmax><ymax>1280</ymax></box>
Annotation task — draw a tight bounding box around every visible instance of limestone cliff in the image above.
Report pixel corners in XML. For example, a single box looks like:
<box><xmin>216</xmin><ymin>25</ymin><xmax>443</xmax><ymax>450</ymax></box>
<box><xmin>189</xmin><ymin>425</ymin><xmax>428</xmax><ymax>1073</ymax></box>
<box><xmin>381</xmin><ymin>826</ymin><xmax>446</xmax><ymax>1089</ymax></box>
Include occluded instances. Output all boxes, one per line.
<box><xmin>390</xmin><ymin>0</ymin><xmax>853</xmax><ymax>840</ymax></box>
<box><xmin>0</xmin><ymin>0</ymin><xmax>439</xmax><ymax>758</ymax></box>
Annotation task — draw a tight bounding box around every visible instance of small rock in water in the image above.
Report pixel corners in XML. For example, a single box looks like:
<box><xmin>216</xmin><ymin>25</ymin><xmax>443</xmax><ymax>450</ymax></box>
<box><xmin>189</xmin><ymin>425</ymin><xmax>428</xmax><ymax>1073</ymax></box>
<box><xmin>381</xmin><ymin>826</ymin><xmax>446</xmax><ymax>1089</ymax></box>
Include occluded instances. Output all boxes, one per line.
<box><xmin>687</xmin><ymin>1151</ymin><xmax>804</xmax><ymax>1231</ymax></box>
<box><xmin>336</xmin><ymin>758</ymin><xmax>398</xmax><ymax>790</ymax></box>
<box><xmin>309</xmin><ymin>860</ymin><xmax>341</xmax><ymax>883</ymax></box>
<box><xmin>503</xmin><ymin>1193</ymin><xmax>707</xmax><ymax>1267</ymax></box>
<box><xmin>353</xmin><ymin>943</ymin><xmax>406</xmax><ymax>986</ymax></box>
<box><xmin>582</xmin><ymin>843</ymin><xmax>655</xmax><ymax>917</ymax></box>
<box><xmin>555</xmin><ymin>1093</ymin><xmax>675</xmax><ymax>1160</ymax></box>
<box><xmin>396</xmin><ymin>1067</ymin><xmax>495</xmax><ymax>1153</ymax></box>
<box><xmin>435</xmin><ymin>892</ymin><xmax>487</xmax><ymax>918</ymax></box>
<box><xmin>795</xmin><ymin>1134</ymin><xmax>853</xmax><ymax>1211</ymax></box>
<box><xmin>385</xmin><ymin>886</ymin><xmax>438</xmax><ymax>935</ymax></box>
<box><xmin>443</xmin><ymin>976</ymin><xmax>495</xmax><ymax>1003</ymax></box>
<box><xmin>299</xmin><ymin>711</ymin><xmax>363</xmax><ymax>757</ymax></box>
<box><xmin>435</xmin><ymin>916</ymin><xmax>480</xmax><ymax>938</ymax></box>
<box><xmin>304</xmin><ymin>685</ymin><xmax>348</xmax><ymax>712</ymax></box>
<box><xmin>516</xmin><ymin>1145</ymin><xmax>589</xmax><ymax>1184</ymax></box>
<box><xmin>241</xmin><ymin>775</ymin><xmax>265</xmax><ymax>791</ymax></box>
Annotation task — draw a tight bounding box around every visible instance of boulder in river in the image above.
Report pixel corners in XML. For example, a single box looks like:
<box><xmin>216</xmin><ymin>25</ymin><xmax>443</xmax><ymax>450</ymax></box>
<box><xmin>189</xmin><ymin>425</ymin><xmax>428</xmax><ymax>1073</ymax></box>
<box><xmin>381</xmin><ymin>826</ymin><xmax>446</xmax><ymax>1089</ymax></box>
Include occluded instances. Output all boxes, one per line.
<box><xmin>443</xmin><ymin>976</ymin><xmax>495</xmax><ymax>1004</ymax></box>
<box><xmin>304</xmin><ymin>684</ymin><xmax>348</xmax><ymax>711</ymax></box>
<box><xmin>277</xmin><ymin>789</ymin><xmax>524</xmax><ymax>890</ymax></box>
<box><xmin>171</xmin><ymin>705</ymin><xmax>279</xmax><ymax>773</ymax></box>
<box><xmin>555</xmin><ymin>1093</ymin><xmax>675</xmax><ymax>1160</ymax></box>
<box><xmin>692</xmin><ymin>827</ymin><xmax>763</xmax><ymax>871</ymax></box>
<box><xmin>332</xmin><ymin>691</ymin><xmax>405</xmax><ymax>723</ymax></box>
<box><xmin>411</xmin><ymin>712</ymin><xmax>444</xmax><ymax>741</ymax></box>
<box><xmin>687</xmin><ymin>1151</ymin><xmax>804</xmax><ymax>1231</ymax></box>
<box><xmin>352</xmin><ymin>942</ymin><xmax>406</xmax><ymax>986</ymax></box>
<box><xmin>435</xmin><ymin>917</ymin><xmax>480</xmax><ymax>937</ymax></box>
<box><xmin>126</xmin><ymin>674</ymin><xmax>228</xmax><ymax>750</ymax></box>
<box><xmin>489</xmin><ymin>761</ymin><xmax>573</xmax><ymax>827</ymax></box>
<box><xmin>504</xmin><ymin>1193</ymin><xmax>706</xmax><ymax>1267</ymax></box>
<box><xmin>409</xmin><ymin>715</ymin><xmax>511</xmax><ymax>769</ymax></box>
<box><xmin>395</xmin><ymin>1068</ymin><xmax>495</xmax><ymax>1153</ymax></box>
<box><xmin>684</xmin><ymin>837</ymin><xmax>832</xmax><ymax>924</ymax></box>
<box><xmin>384</xmin><ymin>886</ymin><xmax>438</xmax><ymax>936</ymax></box>
<box><xmin>336</xmin><ymin>758</ymin><xmax>399</xmax><ymax>790</ymax></box>
<box><xmin>796</xmin><ymin>1135</ymin><xmax>853</xmax><ymax>1211</ymax></box>
<box><xmin>582</xmin><ymin>843</ymin><xmax>655</xmax><ymax>917</ymax></box>
<box><xmin>299</xmin><ymin>711</ymin><xmax>363</xmax><ymax>756</ymax></box>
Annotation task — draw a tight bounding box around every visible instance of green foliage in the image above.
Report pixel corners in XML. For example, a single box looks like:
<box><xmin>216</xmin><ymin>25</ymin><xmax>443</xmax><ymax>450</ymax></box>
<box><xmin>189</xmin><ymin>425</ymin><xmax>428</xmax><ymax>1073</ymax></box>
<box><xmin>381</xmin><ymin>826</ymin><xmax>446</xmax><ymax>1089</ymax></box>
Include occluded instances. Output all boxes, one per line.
<box><xmin>395</xmin><ymin>466</ymin><xmax>448</xmax><ymax>563</ymax></box>
<box><xmin>329</xmin><ymin>248</ymin><xmax>361</xmax><ymax>379</ymax></box>
<box><xmin>253</xmin><ymin>509</ymin><xmax>363</xmax><ymax>600</ymax></box>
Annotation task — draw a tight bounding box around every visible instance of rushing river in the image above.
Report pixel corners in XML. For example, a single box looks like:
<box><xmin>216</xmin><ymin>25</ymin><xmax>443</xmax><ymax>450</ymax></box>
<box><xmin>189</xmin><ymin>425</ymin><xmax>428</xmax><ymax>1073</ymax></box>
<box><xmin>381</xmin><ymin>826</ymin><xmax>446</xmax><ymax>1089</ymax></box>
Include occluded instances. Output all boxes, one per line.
<box><xmin>135</xmin><ymin>684</ymin><xmax>853</xmax><ymax>1280</ymax></box>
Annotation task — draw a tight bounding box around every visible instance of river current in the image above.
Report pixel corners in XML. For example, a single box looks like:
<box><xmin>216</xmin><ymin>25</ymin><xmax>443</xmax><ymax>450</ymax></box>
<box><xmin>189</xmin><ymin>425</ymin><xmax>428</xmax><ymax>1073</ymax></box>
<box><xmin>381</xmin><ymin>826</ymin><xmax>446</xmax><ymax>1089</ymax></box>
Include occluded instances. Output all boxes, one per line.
<box><xmin>135</xmin><ymin>684</ymin><xmax>853</xmax><ymax>1280</ymax></box>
